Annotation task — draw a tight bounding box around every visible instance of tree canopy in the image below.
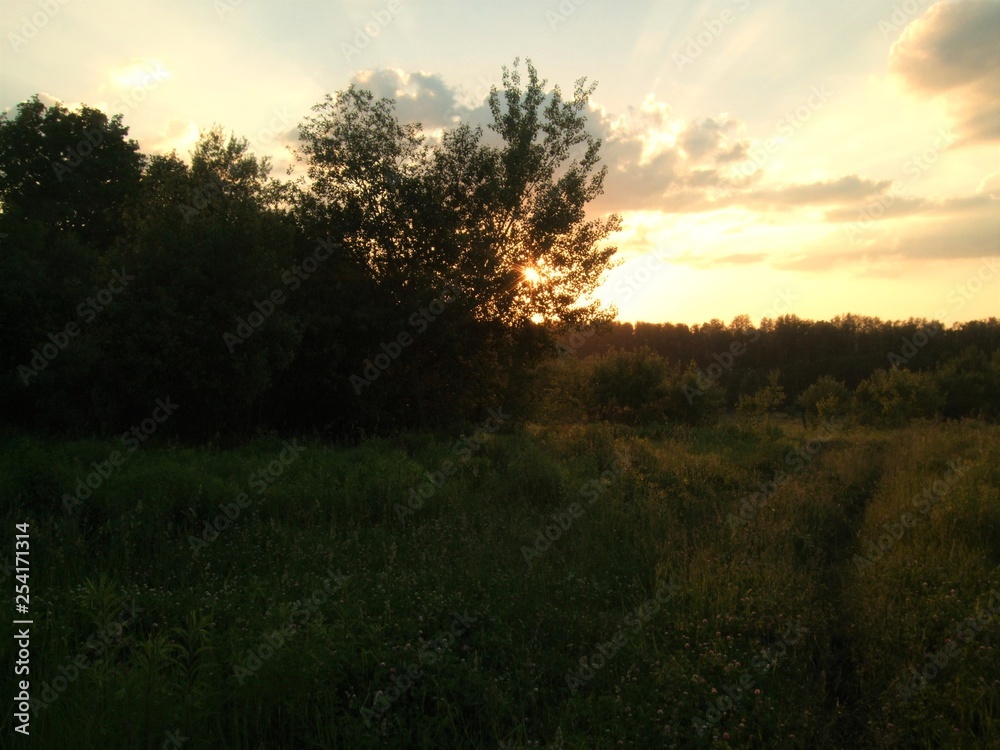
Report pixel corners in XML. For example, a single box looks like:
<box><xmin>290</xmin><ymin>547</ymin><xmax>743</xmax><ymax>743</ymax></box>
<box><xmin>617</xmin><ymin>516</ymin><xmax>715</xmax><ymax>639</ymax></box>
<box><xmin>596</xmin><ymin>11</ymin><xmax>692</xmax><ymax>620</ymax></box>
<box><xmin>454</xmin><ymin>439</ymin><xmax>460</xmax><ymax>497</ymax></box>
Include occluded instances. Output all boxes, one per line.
<box><xmin>0</xmin><ymin>61</ymin><xmax>622</xmax><ymax>438</ymax></box>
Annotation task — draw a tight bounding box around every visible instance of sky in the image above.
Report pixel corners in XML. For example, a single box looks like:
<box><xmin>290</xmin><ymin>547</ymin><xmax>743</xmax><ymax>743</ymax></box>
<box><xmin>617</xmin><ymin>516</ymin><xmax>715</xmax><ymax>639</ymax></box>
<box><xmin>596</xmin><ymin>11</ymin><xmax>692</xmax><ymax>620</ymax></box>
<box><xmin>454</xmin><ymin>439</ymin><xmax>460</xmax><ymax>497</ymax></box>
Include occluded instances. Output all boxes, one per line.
<box><xmin>2</xmin><ymin>0</ymin><xmax>998</xmax><ymax>326</ymax></box>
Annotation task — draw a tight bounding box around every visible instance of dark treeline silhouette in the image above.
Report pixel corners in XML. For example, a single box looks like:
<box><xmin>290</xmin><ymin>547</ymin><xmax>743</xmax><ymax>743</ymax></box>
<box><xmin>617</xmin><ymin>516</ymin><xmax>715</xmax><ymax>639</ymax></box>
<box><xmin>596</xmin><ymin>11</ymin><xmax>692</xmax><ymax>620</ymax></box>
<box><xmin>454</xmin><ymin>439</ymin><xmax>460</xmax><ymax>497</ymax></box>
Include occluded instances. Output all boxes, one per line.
<box><xmin>550</xmin><ymin>315</ymin><xmax>1000</xmax><ymax>424</ymax></box>
<box><xmin>0</xmin><ymin>61</ymin><xmax>621</xmax><ymax>440</ymax></box>
<box><xmin>2</xmin><ymin>60</ymin><xmax>997</xmax><ymax>441</ymax></box>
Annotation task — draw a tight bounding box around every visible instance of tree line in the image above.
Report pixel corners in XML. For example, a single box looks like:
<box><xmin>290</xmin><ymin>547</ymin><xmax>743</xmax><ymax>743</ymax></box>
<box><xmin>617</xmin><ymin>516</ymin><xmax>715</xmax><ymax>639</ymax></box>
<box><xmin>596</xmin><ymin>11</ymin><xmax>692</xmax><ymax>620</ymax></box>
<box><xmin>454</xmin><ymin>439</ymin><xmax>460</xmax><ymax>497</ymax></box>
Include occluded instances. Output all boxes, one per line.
<box><xmin>2</xmin><ymin>58</ymin><xmax>996</xmax><ymax>441</ymax></box>
<box><xmin>0</xmin><ymin>61</ymin><xmax>620</xmax><ymax>440</ymax></box>
<box><xmin>538</xmin><ymin>315</ymin><xmax>1000</xmax><ymax>426</ymax></box>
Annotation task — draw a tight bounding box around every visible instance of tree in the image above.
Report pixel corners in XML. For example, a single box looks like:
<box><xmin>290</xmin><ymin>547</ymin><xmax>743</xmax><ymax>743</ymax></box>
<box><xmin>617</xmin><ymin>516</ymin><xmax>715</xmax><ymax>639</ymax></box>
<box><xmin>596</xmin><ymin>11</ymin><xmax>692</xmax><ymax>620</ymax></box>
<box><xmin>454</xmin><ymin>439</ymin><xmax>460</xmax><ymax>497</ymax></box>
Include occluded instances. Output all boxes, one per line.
<box><xmin>664</xmin><ymin>361</ymin><xmax>726</xmax><ymax>426</ymax></box>
<box><xmin>852</xmin><ymin>368</ymin><xmax>942</xmax><ymax>426</ymax></box>
<box><xmin>798</xmin><ymin>376</ymin><xmax>850</xmax><ymax>426</ymax></box>
<box><xmin>0</xmin><ymin>95</ymin><xmax>144</xmax><ymax>249</ymax></box>
<box><xmin>91</xmin><ymin>130</ymin><xmax>301</xmax><ymax>436</ymax></box>
<box><xmin>0</xmin><ymin>96</ymin><xmax>145</xmax><ymax>431</ymax></box>
<box><xmin>292</xmin><ymin>60</ymin><xmax>621</xmax><ymax>431</ymax></box>
<box><xmin>737</xmin><ymin>369</ymin><xmax>786</xmax><ymax>425</ymax></box>
<box><xmin>586</xmin><ymin>347</ymin><xmax>669</xmax><ymax>423</ymax></box>
<box><xmin>443</xmin><ymin>58</ymin><xmax>622</xmax><ymax>330</ymax></box>
<box><xmin>934</xmin><ymin>347</ymin><xmax>1000</xmax><ymax>420</ymax></box>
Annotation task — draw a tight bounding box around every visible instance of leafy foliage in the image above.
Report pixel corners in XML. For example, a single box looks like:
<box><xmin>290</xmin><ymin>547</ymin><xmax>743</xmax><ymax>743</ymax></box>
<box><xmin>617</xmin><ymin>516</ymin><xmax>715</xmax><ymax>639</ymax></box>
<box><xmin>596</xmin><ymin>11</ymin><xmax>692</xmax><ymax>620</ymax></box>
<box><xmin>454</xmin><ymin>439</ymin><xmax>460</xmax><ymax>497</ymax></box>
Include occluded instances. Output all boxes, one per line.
<box><xmin>798</xmin><ymin>375</ymin><xmax>851</xmax><ymax>425</ymax></box>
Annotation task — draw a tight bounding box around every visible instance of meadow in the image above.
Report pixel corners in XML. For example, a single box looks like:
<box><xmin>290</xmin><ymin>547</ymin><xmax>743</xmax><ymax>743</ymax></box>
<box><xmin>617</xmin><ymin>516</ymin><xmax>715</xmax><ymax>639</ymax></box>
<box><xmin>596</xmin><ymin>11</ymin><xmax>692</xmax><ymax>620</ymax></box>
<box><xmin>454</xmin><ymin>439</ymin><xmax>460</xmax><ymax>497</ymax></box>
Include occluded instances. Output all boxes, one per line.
<box><xmin>2</xmin><ymin>416</ymin><xmax>997</xmax><ymax>749</ymax></box>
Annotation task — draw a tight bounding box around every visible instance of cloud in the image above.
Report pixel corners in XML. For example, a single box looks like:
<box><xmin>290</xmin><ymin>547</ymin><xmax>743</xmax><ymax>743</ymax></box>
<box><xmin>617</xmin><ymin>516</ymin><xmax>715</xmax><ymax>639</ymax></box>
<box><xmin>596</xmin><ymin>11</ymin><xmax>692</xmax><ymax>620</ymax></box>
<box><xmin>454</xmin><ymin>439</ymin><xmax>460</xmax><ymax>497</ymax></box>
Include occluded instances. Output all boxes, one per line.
<box><xmin>890</xmin><ymin>0</ymin><xmax>1000</xmax><ymax>145</ymax></box>
<box><xmin>588</xmin><ymin>97</ymin><xmax>753</xmax><ymax>213</ymax></box>
<box><xmin>586</xmin><ymin>98</ymin><xmax>886</xmax><ymax>218</ymax></box>
<box><xmin>743</xmin><ymin>176</ymin><xmax>892</xmax><ymax>208</ymax></box>
<box><xmin>980</xmin><ymin>171</ymin><xmax>1000</xmax><ymax>196</ymax></box>
<box><xmin>144</xmin><ymin>117</ymin><xmax>200</xmax><ymax>157</ymax></box>
<box><xmin>37</xmin><ymin>92</ymin><xmax>66</xmax><ymax>108</ymax></box>
<box><xmin>678</xmin><ymin>115</ymin><xmax>740</xmax><ymax>161</ymax></box>
<box><xmin>351</xmin><ymin>68</ymin><xmax>463</xmax><ymax>130</ymax></box>
<box><xmin>713</xmin><ymin>252</ymin><xmax>768</xmax><ymax>265</ymax></box>
<box><xmin>775</xmin><ymin>209</ymin><xmax>1000</xmax><ymax>273</ymax></box>
<box><xmin>340</xmin><ymin>67</ymin><xmax>979</xmax><ymax>245</ymax></box>
<box><xmin>824</xmin><ymin>193</ymin><xmax>997</xmax><ymax>223</ymax></box>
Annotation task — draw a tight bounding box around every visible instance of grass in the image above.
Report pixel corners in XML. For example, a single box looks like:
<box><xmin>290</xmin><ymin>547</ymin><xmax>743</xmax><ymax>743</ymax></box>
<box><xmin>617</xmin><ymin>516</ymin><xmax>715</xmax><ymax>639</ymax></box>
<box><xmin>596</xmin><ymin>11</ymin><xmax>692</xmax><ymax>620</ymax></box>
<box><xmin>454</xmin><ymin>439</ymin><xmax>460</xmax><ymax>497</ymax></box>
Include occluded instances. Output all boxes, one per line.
<box><xmin>1</xmin><ymin>418</ymin><xmax>997</xmax><ymax>748</ymax></box>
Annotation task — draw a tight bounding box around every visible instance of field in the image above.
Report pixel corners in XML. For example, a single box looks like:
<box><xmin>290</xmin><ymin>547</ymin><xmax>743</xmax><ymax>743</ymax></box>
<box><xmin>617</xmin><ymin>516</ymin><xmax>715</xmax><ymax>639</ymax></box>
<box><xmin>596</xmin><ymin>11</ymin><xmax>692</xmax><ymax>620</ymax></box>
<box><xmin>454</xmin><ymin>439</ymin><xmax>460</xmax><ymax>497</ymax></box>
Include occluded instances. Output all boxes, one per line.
<box><xmin>2</xmin><ymin>418</ymin><xmax>998</xmax><ymax>749</ymax></box>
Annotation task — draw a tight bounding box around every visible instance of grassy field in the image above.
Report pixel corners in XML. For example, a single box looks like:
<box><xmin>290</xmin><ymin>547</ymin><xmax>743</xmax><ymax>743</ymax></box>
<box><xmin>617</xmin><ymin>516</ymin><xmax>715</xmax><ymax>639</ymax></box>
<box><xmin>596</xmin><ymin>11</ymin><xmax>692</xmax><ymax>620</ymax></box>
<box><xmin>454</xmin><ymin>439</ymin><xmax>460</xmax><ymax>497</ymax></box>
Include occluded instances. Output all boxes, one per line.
<box><xmin>1</xmin><ymin>418</ymin><xmax>998</xmax><ymax>748</ymax></box>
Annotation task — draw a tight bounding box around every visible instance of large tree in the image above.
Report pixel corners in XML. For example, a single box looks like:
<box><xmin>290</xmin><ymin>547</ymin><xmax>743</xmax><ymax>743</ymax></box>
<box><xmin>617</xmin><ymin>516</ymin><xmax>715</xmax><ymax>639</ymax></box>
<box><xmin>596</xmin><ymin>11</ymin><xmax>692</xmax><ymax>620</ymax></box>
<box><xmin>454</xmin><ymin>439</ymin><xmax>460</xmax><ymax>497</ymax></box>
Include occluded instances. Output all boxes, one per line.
<box><xmin>403</xmin><ymin>59</ymin><xmax>622</xmax><ymax>332</ymax></box>
<box><xmin>0</xmin><ymin>95</ymin><xmax>144</xmax><ymax>249</ymax></box>
<box><xmin>293</xmin><ymin>60</ymin><xmax>620</xmax><ymax>428</ymax></box>
<box><xmin>0</xmin><ymin>96</ymin><xmax>145</xmax><ymax>430</ymax></box>
<box><xmin>92</xmin><ymin>129</ymin><xmax>301</xmax><ymax>436</ymax></box>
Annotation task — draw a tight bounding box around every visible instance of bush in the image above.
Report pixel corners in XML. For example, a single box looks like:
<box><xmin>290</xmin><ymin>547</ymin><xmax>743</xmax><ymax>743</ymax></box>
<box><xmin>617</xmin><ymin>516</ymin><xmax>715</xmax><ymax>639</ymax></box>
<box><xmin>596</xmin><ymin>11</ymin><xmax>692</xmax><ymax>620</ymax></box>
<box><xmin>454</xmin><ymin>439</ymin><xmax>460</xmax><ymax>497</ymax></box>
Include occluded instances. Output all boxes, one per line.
<box><xmin>583</xmin><ymin>349</ymin><xmax>727</xmax><ymax>427</ymax></box>
<box><xmin>798</xmin><ymin>375</ymin><xmax>850</xmax><ymax>425</ymax></box>
<box><xmin>934</xmin><ymin>347</ymin><xmax>1000</xmax><ymax>420</ymax></box>
<box><xmin>586</xmin><ymin>347</ymin><xmax>669</xmax><ymax>424</ymax></box>
<box><xmin>737</xmin><ymin>369</ymin><xmax>786</xmax><ymax>424</ymax></box>
<box><xmin>662</xmin><ymin>361</ymin><xmax>726</xmax><ymax>426</ymax></box>
<box><xmin>527</xmin><ymin>357</ymin><xmax>592</xmax><ymax>424</ymax></box>
<box><xmin>852</xmin><ymin>367</ymin><xmax>942</xmax><ymax>426</ymax></box>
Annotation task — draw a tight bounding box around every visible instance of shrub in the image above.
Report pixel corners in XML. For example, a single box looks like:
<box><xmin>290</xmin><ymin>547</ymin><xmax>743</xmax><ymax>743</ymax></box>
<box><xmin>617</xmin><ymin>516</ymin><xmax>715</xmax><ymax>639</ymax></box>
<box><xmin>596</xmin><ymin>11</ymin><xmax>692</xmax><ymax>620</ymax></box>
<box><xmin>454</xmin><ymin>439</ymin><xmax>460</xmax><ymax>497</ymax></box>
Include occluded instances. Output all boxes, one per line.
<box><xmin>586</xmin><ymin>347</ymin><xmax>669</xmax><ymax>424</ymax></box>
<box><xmin>737</xmin><ymin>369</ymin><xmax>786</xmax><ymax>424</ymax></box>
<box><xmin>852</xmin><ymin>367</ymin><xmax>942</xmax><ymax>426</ymax></box>
<box><xmin>798</xmin><ymin>376</ymin><xmax>850</xmax><ymax>425</ymax></box>
<box><xmin>662</xmin><ymin>361</ymin><xmax>726</xmax><ymax>426</ymax></box>
<box><xmin>934</xmin><ymin>347</ymin><xmax>1000</xmax><ymax>420</ymax></box>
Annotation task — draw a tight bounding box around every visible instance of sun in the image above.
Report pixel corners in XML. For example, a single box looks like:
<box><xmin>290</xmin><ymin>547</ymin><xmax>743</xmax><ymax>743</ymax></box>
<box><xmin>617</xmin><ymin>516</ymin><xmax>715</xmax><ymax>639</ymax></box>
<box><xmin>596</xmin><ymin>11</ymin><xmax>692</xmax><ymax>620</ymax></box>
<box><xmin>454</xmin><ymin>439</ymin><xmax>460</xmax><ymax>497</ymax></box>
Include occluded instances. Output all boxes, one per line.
<box><xmin>522</xmin><ymin>267</ymin><xmax>541</xmax><ymax>284</ymax></box>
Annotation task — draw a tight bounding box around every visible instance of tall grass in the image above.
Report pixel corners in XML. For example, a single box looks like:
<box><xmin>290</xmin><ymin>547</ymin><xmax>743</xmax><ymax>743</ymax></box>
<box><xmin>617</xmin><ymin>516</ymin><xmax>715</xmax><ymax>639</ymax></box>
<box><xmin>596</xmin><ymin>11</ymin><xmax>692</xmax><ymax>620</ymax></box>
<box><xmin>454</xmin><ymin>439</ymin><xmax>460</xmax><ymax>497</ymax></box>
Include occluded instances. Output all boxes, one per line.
<box><xmin>1</xmin><ymin>419</ymin><xmax>996</xmax><ymax>748</ymax></box>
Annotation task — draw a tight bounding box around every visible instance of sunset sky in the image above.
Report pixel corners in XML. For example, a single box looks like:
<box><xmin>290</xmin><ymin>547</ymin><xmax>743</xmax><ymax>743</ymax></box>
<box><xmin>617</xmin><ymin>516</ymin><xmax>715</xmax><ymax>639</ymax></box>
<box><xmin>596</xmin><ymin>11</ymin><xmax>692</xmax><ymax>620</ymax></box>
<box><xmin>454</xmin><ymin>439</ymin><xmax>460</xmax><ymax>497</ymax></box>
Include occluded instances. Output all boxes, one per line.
<box><xmin>2</xmin><ymin>0</ymin><xmax>997</xmax><ymax>325</ymax></box>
